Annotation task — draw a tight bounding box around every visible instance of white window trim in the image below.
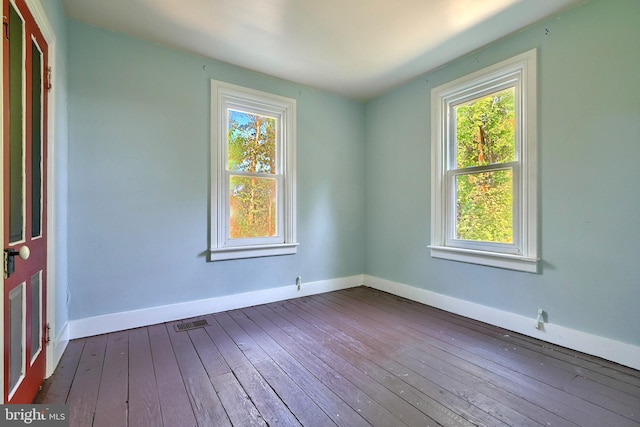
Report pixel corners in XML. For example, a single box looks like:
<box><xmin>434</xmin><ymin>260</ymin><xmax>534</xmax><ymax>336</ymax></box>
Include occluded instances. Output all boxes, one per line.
<box><xmin>429</xmin><ymin>49</ymin><xmax>538</xmax><ymax>273</ymax></box>
<box><xmin>210</xmin><ymin>80</ymin><xmax>297</xmax><ymax>261</ymax></box>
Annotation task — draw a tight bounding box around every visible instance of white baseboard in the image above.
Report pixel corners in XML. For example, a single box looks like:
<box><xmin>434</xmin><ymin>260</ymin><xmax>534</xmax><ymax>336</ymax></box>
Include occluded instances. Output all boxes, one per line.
<box><xmin>47</xmin><ymin>322</ymin><xmax>69</xmax><ymax>378</ymax></box>
<box><xmin>65</xmin><ymin>273</ymin><xmax>640</xmax><ymax>371</ymax></box>
<box><xmin>68</xmin><ymin>275</ymin><xmax>364</xmax><ymax>339</ymax></box>
<box><xmin>365</xmin><ymin>275</ymin><xmax>640</xmax><ymax>371</ymax></box>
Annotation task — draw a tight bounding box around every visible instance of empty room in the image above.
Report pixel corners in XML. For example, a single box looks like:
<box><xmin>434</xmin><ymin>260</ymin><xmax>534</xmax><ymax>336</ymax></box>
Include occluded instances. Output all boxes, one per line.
<box><xmin>2</xmin><ymin>0</ymin><xmax>639</xmax><ymax>425</ymax></box>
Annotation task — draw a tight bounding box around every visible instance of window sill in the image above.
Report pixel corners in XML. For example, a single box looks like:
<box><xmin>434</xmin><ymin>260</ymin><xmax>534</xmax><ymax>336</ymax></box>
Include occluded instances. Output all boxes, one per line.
<box><xmin>429</xmin><ymin>245</ymin><xmax>539</xmax><ymax>273</ymax></box>
<box><xmin>209</xmin><ymin>242</ymin><xmax>299</xmax><ymax>261</ymax></box>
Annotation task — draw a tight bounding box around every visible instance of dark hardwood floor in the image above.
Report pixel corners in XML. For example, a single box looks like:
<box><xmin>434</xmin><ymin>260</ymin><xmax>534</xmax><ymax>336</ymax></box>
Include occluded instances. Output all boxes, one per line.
<box><xmin>36</xmin><ymin>286</ymin><xmax>640</xmax><ymax>426</ymax></box>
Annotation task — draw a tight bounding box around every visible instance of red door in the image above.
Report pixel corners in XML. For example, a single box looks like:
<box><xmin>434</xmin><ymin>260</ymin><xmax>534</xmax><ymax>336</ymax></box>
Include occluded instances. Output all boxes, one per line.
<box><xmin>3</xmin><ymin>0</ymin><xmax>48</xmax><ymax>403</ymax></box>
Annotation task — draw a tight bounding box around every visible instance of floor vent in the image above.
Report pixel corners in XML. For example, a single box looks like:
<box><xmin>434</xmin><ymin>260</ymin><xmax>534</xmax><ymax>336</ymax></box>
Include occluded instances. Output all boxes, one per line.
<box><xmin>173</xmin><ymin>319</ymin><xmax>209</xmax><ymax>332</ymax></box>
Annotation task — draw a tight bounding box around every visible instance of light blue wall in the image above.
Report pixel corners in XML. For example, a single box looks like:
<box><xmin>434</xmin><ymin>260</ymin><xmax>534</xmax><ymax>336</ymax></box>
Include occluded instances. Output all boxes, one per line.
<box><xmin>365</xmin><ymin>0</ymin><xmax>640</xmax><ymax>345</ymax></box>
<box><xmin>38</xmin><ymin>0</ymin><xmax>69</xmax><ymax>335</ymax></box>
<box><xmin>66</xmin><ymin>22</ymin><xmax>365</xmax><ymax>320</ymax></box>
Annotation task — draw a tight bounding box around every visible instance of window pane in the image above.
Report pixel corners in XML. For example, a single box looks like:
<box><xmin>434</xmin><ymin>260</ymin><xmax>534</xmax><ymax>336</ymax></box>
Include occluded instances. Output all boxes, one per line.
<box><xmin>228</xmin><ymin>110</ymin><xmax>276</xmax><ymax>174</ymax></box>
<box><xmin>229</xmin><ymin>175</ymin><xmax>277</xmax><ymax>239</ymax></box>
<box><xmin>32</xmin><ymin>41</ymin><xmax>43</xmax><ymax>238</ymax></box>
<box><xmin>456</xmin><ymin>170</ymin><xmax>513</xmax><ymax>243</ymax></box>
<box><xmin>9</xmin><ymin>4</ymin><xmax>24</xmax><ymax>243</ymax></box>
<box><xmin>455</xmin><ymin>88</ymin><xmax>515</xmax><ymax>168</ymax></box>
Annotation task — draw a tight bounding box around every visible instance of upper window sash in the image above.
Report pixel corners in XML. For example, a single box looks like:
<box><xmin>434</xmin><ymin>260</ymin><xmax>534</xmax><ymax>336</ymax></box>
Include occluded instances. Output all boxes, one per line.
<box><xmin>446</xmin><ymin>79</ymin><xmax>521</xmax><ymax>170</ymax></box>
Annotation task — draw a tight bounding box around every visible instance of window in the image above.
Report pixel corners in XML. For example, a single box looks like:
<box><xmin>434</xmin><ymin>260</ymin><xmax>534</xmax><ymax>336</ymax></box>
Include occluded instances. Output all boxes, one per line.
<box><xmin>210</xmin><ymin>80</ymin><xmax>297</xmax><ymax>261</ymax></box>
<box><xmin>430</xmin><ymin>49</ymin><xmax>538</xmax><ymax>272</ymax></box>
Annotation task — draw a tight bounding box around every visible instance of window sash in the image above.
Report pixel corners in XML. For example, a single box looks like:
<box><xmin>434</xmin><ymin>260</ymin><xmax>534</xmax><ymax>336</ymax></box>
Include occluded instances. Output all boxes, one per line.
<box><xmin>224</xmin><ymin>104</ymin><xmax>283</xmax><ymax>175</ymax></box>
<box><xmin>445</xmin><ymin>163</ymin><xmax>521</xmax><ymax>254</ymax></box>
<box><xmin>222</xmin><ymin>103</ymin><xmax>283</xmax><ymax>246</ymax></box>
<box><xmin>445</xmin><ymin>81</ymin><xmax>521</xmax><ymax>252</ymax></box>
<box><xmin>223</xmin><ymin>171</ymin><xmax>284</xmax><ymax>247</ymax></box>
<box><xmin>447</xmin><ymin>80</ymin><xmax>521</xmax><ymax>170</ymax></box>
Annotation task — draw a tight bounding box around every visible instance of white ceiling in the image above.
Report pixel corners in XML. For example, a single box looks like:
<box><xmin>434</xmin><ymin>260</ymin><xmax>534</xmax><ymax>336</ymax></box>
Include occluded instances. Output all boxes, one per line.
<box><xmin>61</xmin><ymin>0</ymin><xmax>583</xmax><ymax>100</ymax></box>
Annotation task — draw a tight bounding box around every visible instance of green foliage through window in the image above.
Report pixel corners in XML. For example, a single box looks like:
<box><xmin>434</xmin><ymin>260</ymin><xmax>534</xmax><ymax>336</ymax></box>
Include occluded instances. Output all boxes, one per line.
<box><xmin>229</xmin><ymin>176</ymin><xmax>277</xmax><ymax>238</ymax></box>
<box><xmin>228</xmin><ymin>110</ymin><xmax>276</xmax><ymax>174</ymax></box>
<box><xmin>454</xmin><ymin>88</ymin><xmax>515</xmax><ymax>243</ymax></box>
<box><xmin>227</xmin><ymin>110</ymin><xmax>278</xmax><ymax>239</ymax></box>
<box><xmin>455</xmin><ymin>171</ymin><xmax>513</xmax><ymax>243</ymax></box>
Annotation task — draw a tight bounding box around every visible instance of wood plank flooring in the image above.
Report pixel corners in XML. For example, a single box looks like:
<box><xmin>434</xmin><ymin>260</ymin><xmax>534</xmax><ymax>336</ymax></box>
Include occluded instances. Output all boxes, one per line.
<box><xmin>36</xmin><ymin>287</ymin><xmax>640</xmax><ymax>426</ymax></box>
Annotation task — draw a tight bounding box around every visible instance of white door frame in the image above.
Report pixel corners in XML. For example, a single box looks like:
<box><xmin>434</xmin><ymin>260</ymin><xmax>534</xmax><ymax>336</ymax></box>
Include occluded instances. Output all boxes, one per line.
<box><xmin>1</xmin><ymin>0</ymin><xmax>59</xmax><ymax>403</ymax></box>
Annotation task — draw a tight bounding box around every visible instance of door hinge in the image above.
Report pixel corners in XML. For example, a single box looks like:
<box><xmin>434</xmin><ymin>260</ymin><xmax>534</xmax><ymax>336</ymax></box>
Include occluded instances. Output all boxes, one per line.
<box><xmin>47</xmin><ymin>66</ymin><xmax>52</xmax><ymax>92</ymax></box>
<box><xmin>3</xmin><ymin>15</ymin><xmax>8</xmax><ymax>41</ymax></box>
<box><xmin>46</xmin><ymin>323</ymin><xmax>51</xmax><ymax>346</ymax></box>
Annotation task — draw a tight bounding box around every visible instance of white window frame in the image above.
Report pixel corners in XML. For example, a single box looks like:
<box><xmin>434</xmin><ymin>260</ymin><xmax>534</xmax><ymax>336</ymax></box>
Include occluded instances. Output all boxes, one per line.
<box><xmin>210</xmin><ymin>80</ymin><xmax>298</xmax><ymax>261</ymax></box>
<box><xmin>429</xmin><ymin>49</ymin><xmax>538</xmax><ymax>273</ymax></box>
